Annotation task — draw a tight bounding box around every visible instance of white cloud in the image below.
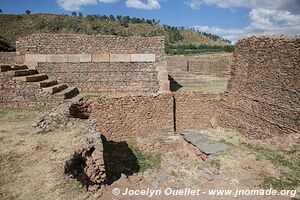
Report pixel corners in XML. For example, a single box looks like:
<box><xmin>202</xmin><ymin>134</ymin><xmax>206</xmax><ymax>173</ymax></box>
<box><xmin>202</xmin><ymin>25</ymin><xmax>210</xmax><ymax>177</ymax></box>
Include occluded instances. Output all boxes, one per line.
<box><xmin>57</xmin><ymin>0</ymin><xmax>119</xmax><ymax>11</ymax></box>
<box><xmin>57</xmin><ymin>0</ymin><xmax>162</xmax><ymax>11</ymax></box>
<box><xmin>185</xmin><ymin>0</ymin><xmax>300</xmax><ymax>13</ymax></box>
<box><xmin>188</xmin><ymin>0</ymin><xmax>300</xmax><ymax>42</ymax></box>
<box><xmin>194</xmin><ymin>8</ymin><xmax>300</xmax><ymax>43</ymax></box>
<box><xmin>184</xmin><ymin>0</ymin><xmax>202</xmax><ymax>9</ymax></box>
<box><xmin>126</xmin><ymin>0</ymin><xmax>161</xmax><ymax>10</ymax></box>
<box><xmin>99</xmin><ymin>0</ymin><xmax>119</xmax><ymax>3</ymax></box>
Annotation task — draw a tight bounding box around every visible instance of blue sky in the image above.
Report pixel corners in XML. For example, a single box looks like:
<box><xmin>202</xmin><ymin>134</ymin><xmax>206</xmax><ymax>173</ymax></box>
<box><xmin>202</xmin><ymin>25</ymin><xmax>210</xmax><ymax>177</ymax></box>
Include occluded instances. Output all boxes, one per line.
<box><xmin>0</xmin><ymin>0</ymin><xmax>299</xmax><ymax>42</ymax></box>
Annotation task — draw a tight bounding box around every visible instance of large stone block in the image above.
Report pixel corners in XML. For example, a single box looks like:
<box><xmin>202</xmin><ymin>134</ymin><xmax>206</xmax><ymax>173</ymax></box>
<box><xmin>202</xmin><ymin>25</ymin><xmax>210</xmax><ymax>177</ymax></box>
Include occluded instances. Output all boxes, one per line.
<box><xmin>24</xmin><ymin>61</ymin><xmax>38</xmax><ymax>69</ymax></box>
<box><xmin>92</xmin><ymin>54</ymin><xmax>110</xmax><ymax>62</ymax></box>
<box><xmin>158</xmin><ymin>81</ymin><xmax>171</xmax><ymax>94</ymax></box>
<box><xmin>130</xmin><ymin>54</ymin><xmax>155</xmax><ymax>62</ymax></box>
<box><xmin>80</xmin><ymin>54</ymin><xmax>92</xmax><ymax>63</ymax></box>
<box><xmin>47</xmin><ymin>54</ymin><xmax>68</xmax><ymax>63</ymax></box>
<box><xmin>67</xmin><ymin>54</ymin><xmax>80</xmax><ymax>62</ymax></box>
<box><xmin>110</xmin><ymin>54</ymin><xmax>131</xmax><ymax>62</ymax></box>
<box><xmin>25</xmin><ymin>54</ymin><xmax>47</xmax><ymax>62</ymax></box>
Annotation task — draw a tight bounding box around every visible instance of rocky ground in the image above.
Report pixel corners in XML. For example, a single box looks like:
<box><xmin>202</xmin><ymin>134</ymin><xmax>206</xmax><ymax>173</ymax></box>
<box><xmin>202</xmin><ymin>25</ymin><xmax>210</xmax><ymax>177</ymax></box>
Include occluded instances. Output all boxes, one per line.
<box><xmin>0</xmin><ymin>105</ymin><xmax>299</xmax><ymax>200</ymax></box>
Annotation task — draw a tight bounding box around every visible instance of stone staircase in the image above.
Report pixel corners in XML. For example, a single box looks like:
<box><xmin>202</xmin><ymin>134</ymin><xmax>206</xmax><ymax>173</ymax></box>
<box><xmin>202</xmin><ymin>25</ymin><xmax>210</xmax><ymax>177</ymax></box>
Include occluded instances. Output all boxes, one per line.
<box><xmin>0</xmin><ymin>64</ymin><xmax>79</xmax><ymax>102</ymax></box>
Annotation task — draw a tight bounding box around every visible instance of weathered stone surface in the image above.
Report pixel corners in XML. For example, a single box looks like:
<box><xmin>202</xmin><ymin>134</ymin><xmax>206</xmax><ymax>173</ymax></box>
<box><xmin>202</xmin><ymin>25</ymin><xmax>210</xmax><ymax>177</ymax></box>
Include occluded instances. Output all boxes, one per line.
<box><xmin>92</xmin><ymin>54</ymin><xmax>110</xmax><ymax>62</ymax></box>
<box><xmin>110</xmin><ymin>54</ymin><xmax>131</xmax><ymax>62</ymax></box>
<box><xmin>181</xmin><ymin>131</ymin><xmax>228</xmax><ymax>154</ymax></box>
<box><xmin>219</xmin><ymin>35</ymin><xmax>300</xmax><ymax>137</ymax></box>
<box><xmin>130</xmin><ymin>54</ymin><xmax>155</xmax><ymax>62</ymax></box>
<box><xmin>174</xmin><ymin>93</ymin><xmax>222</xmax><ymax>131</ymax></box>
<box><xmin>47</xmin><ymin>54</ymin><xmax>68</xmax><ymax>62</ymax></box>
<box><xmin>37</xmin><ymin>62</ymin><xmax>160</xmax><ymax>94</ymax></box>
<box><xmin>25</xmin><ymin>54</ymin><xmax>47</xmax><ymax>62</ymax></box>
<box><xmin>42</xmin><ymin>83</ymin><xmax>67</xmax><ymax>94</ymax></box>
<box><xmin>0</xmin><ymin>52</ymin><xmax>16</xmax><ymax>64</ymax></box>
<box><xmin>65</xmin><ymin>133</ymin><xmax>106</xmax><ymax>185</ymax></box>
<box><xmin>14</xmin><ymin>74</ymin><xmax>48</xmax><ymax>82</ymax></box>
<box><xmin>79</xmin><ymin>54</ymin><xmax>92</xmax><ymax>63</ymax></box>
<box><xmin>67</xmin><ymin>54</ymin><xmax>80</xmax><ymax>62</ymax></box>
<box><xmin>16</xmin><ymin>34</ymin><xmax>165</xmax><ymax>61</ymax></box>
<box><xmin>15</xmin><ymin>34</ymin><xmax>166</xmax><ymax>95</ymax></box>
<box><xmin>89</xmin><ymin>94</ymin><xmax>174</xmax><ymax>141</ymax></box>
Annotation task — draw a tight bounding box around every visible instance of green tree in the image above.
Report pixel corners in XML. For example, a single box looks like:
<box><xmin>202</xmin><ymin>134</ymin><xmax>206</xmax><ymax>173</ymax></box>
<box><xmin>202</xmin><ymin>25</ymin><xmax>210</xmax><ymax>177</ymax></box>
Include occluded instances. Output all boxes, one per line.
<box><xmin>0</xmin><ymin>9</ymin><xmax>2</xmax><ymax>13</ymax></box>
<box><xmin>71</xmin><ymin>11</ymin><xmax>77</xmax><ymax>17</ymax></box>
<box><xmin>25</xmin><ymin>10</ymin><xmax>31</xmax><ymax>14</ymax></box>
<box><xmin>78</xmin><ymin>12</ymin><xmax>83</xmax><ymax>17</ymax></box>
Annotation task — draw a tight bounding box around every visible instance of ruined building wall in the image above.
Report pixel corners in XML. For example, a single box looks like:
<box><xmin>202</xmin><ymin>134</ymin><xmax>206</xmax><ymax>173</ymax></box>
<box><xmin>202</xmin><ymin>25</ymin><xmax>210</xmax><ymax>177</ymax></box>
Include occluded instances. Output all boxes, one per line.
<box><xmin>219</xmin><ymin>36</ymin><xmax>300</xmax><ymax>138</ymax></box>
<box><xmin>86</xmin><ymin>92</ymin><xmax>220</xmax><ymax>141</ymax></box>
<box><xmin>0</xmin><ymin>71</ymin><xmax>63</xmax><ymax>107</ymax></box>
<box><xmin>174</xmin><ymin>92</ymin><xmax>221</xmax><ymax>131</ymax></box>
<box><xmin>166</xmin><ymin>53</ymin><xmax>232</xmax><ymax>77</ymax></box>
<box><xmin>89</xmin><ymin>94</ymin><xmax>174</xmax><ymax>141</ymax></box>
<box><xmin>16</xmin><ymin>34</ymin><xmax>167</xmax><ymax>94</ymax></box>
<box><xmin>0</xmin><ymin>52</ymin><xmax>16</xmax><ymax>64</ymax></box>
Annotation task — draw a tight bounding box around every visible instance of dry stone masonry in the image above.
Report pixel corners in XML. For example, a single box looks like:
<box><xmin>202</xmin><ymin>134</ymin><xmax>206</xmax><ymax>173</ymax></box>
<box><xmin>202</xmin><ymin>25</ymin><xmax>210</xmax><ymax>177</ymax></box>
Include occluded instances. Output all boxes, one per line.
<box><xmin>0</xmin><ymin>52</ymin><xmax>16</xmax><ymax>65</ymax></box>
<box><xmin>166</xmin><ymin>54</ymin><xmax>232</xmax><ymax>88</ymax></box>
<box><xmin>219</xmin><ymin>36</ymin><xmax>300</xmax><ymax>138</ymax></box>
<box><xmin>16</xmin><ymin>34</ymin><xmax>168</xmax><ymax>95</ymax></box>
<box><xmin>76</xmin><ymin>93</ymin><xmax>220</xmax><ymax>141</ymax></box>
<box><xmin>0</xmin><ymin>64</ymin><xmax>79</xmax><ymax>106</ymax></box>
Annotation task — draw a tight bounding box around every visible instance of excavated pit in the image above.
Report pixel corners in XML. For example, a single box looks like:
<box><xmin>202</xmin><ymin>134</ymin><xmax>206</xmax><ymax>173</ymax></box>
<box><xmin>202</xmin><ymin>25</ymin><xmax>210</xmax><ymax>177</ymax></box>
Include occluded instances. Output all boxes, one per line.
<box><xmin>64</xmin><ymin>134</ymin><xmax>106</xmax><ymax>188</ymax></box>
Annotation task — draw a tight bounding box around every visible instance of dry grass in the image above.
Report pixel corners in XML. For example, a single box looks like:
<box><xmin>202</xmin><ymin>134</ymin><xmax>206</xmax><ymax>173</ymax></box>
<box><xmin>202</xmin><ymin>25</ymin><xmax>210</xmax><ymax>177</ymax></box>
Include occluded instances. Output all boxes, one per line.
<box><xmin>0</xmin><ymin>106</ymin><xmax>90</xmax><ymax>200</ymax></box>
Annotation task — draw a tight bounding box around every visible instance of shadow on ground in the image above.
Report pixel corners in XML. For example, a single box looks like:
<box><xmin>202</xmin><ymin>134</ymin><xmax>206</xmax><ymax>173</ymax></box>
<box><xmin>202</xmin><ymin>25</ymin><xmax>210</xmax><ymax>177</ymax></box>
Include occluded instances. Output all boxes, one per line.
<box><xmin>101</xmin><ymin>135</ymin><xmax>140</xmax><ymax>185</ymax></box>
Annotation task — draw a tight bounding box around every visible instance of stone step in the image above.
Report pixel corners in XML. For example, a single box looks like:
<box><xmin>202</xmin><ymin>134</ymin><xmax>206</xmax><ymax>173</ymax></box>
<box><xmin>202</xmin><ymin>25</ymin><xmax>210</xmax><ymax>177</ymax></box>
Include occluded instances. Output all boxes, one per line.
<box><xmin>14</xmin><ymin>69</ymin><xmax>38</xmax><ymax>77</ymax></box>
<box><xmin>43</xmin><ymin>84</ymin><xmax>68</xmax><ymax>94</ymax></box>
<box><xmin>38</xmin><ymin>79</ymin><xmax>58</xmax><ymax>88</ymax></box>
<box><xmin>12</xmin><ymin>65</ymin><xmax>28</xmax><ymax>70</ymax></box>
<box><xmin>0</xmin><ymin>65</ymin><xmax>12</xmax><ymax>72</ymax></box>
<box><xmin>14</xmin><ymin>74</ymin><xmax>48</xmax><ymax>82</ymax></box>
<box><xmin>55</xmin><ymin>87</ymin><xmax>79</xmax><ymax>99</ymax></box>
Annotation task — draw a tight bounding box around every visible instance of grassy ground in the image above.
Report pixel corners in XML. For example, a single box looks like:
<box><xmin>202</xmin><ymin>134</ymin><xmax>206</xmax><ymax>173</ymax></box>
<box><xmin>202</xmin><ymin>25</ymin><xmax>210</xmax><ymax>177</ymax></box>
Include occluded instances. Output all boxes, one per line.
<box><xmin>202</xmin><ymin>128</ymin><xmax>300</xmax><ymax>192</ymax></box>
<box><xmin>0</xmin><ymin>106</ymin><xmax>90</xmax><ymax>200</ymax></box>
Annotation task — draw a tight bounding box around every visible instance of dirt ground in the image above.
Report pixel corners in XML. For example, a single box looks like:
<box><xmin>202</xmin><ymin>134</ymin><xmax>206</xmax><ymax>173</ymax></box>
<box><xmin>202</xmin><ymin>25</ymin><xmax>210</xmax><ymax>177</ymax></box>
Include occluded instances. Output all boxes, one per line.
<box><xmin>0</xmin><ymin>106</ymin><xmax>299</xmax><ymax>200</ymax></box>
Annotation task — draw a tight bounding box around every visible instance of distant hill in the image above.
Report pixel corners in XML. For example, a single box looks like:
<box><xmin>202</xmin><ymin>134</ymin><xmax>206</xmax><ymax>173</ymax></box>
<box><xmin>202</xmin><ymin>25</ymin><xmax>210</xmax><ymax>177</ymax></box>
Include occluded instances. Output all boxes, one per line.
<box><xmin>0</xmin><ymin>14</ymin><xmax>233</xmax><ymax>54</ymax></box>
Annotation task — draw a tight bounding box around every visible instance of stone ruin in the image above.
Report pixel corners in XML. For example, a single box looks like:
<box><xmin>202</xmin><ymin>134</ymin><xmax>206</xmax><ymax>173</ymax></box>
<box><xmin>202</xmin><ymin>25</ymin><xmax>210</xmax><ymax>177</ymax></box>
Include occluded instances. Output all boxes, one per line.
<box><xmin>0</xmin><ymin>34</ymin><xmax>299</xmax><ymax>194</ymax></box>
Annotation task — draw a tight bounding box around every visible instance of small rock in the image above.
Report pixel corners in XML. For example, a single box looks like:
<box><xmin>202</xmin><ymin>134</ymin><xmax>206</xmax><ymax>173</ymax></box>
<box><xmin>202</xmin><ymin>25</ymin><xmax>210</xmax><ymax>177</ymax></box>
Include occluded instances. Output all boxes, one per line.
<box><xmin>88</xmin><ymin>184</ymin><xmax>100</xmax><ymax>192</ymax></box>
<box><xmin>128</xmin><ymin>176</ymin><xmax>143</xmax><ymax>184</ymax></box>
<box><xmin>34</xmin><ymin>127</ymin><xmax>44</xmax><ymax>134</ymax></box>
<box><xmin>154</xmin><ymin>142</ymin><xmax>161</xmax><ymax>148</ymax></box>
<box><xmin>92</xmin><ymin>190</ymin><xmax>103</xmax><ymax>198</ymax></box>
<box><xmin>120</xmin><ymin>173</ymin><xmax>127</xmax><ymax>180</ymax></box>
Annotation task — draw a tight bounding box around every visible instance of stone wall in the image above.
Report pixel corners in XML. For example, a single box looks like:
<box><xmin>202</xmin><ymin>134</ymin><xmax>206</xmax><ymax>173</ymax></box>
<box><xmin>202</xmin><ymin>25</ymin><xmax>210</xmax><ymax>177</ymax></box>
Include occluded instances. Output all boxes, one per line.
<box><xmin>37</xmin><ymin>62</ymin><xmax>159</xmax><ymax>94</ymax></box>
<box><xmin>219</xmin><ymin>36</ymin><xmax>300</xmax><ymax>138</ymax></box>
<box><xmin>89</xmin><ymin>94</ymin><xmax>174</xmax><ymax>141</ymax></box>
<box><xmin>0</xmin><ymin>52</ymin><xmax>16</xmax><ymax>64</ymax></box>
<box><xmin>16</xmin><ymin>34</ymin><xmax>168</xmax><ymax>94</ymax></box>
<box><xmin>16</xmin><ymin>34</ymin><xmax>165</xmax><ymax>61</ymax></box>
<box><xmin>83</xmin><ymin>92</ymin><xmax>219</xmax><ymax>141</ymax></box>
<box><xmin>174</xmin><ymin>92</ymin><xmax>221</xmax><ymax>131</ymax></box>
<box><xmin>166</xmin><ymin>54</ymin><xmax>231</xmax><ymax>92</ymax></box>
<box><xmin>0</xmin><ymin>71</ymin><xmax>63</xmax><ymax>106</ymax></box>
<box><xmin>166</xmin><ymin>53</ymin><xmax>232</xmax><ymax>77</ymax></box>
